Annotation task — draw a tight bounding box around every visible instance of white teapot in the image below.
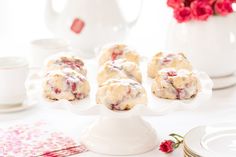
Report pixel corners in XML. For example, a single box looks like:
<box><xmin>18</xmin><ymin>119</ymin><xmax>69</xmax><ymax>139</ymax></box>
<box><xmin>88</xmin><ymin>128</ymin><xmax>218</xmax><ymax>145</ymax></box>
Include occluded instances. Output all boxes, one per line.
<box><xmin>45</xmin><ymin>0</ymin><xmax>142</xmax><ymax>57</ymax></box>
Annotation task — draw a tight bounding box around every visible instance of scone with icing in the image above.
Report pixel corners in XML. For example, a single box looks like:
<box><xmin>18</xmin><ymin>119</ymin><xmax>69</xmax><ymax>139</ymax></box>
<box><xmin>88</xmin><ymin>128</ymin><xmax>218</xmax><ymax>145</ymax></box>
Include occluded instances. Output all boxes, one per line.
<box><xmin>148</xmin><ymin>52</ymin><xmax>192</xmax><ymax>78</ymax></box>
<box><xmin>43</xmin><ymin>68</ymin><xmax>90</xmax><ymax>101</ymax></box>
<box><xmin>98</xmin><ymin>43</ymin><xmax>140</xmax><ymax>65</ymax></box>
<box><xmin>152</xmin><ymin>68</ymin><xmax>200</xmax><ymax>100</ymax></box>
<box><xmin>96</xmin><ymin>79</ymin><xmax>147</xmax><ymax>111</ymax></box>
<box><xmin>97</xmin><ymin>59</ymin><xmax>142</xmax><ymax>86</ymax></box>
<box><xmin>45</xmin><ymin>54</ymin><xmax>87</xmax><ymax>76</ymax></box>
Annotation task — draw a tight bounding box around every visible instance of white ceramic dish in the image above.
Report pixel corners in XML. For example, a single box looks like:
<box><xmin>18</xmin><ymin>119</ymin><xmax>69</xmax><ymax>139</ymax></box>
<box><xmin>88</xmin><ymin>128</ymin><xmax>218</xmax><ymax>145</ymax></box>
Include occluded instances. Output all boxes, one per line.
<box><xmin>0</xmin><ymin>97</ymin><xmax>37</xmax><ymax>113</ymax></box>
<box><xmin>201</xmin><ymin>123</ymin><xmax>236</xmax><ymax>156</ymax></box>
<box><xmin>0</xmin><ymin>77</ymin><xmax>39</xmax><ymax>114</ymax></box>
<box><xmin>0</xmin><ymin>57</ymin><xmax>29</xmax><ymax>106</ymax></box>
<box><xmin>184</xmin><ymin>122</ymin><xmax>236</xmax><ymax>157</ymax></box>
<box><xmin>212</xmin><ymin>72</ymin><xmax>236</xmax><ymax>90</ymax></box>
<box><xmin>30</xmin><ymin>38</ymin><xmax>69</xmax><ymax>68</ymax></box>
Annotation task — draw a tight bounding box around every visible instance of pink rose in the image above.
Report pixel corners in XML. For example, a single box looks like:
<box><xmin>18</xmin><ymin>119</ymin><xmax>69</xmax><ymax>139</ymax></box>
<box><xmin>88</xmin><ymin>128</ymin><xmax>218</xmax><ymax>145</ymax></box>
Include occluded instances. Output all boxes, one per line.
<box><xmin>209</xmin><ymin>0</ymin><xmax>218</xmax><ymax>4</ymax></box>
<box><xmin>191</xmin><ymin>1</ymin><xmax>213</xmax><ymax>21</ymax></box>
<box><xmin>174</xmin><ymin>7</ymin><xmax>192</xmax><ymax>23</ymax></box>
<box><xmin>167</xmin><ymin>0</ymin><xmax>184</xmax><ymax>8</ymax></box>
<box><xmin>159</xmin><ymin>133</ymin><xmax>184</xmax><ymax>154</ymax></box>
<box><xmin>184</xmin><ymin>0</ymin><xmax>195</xmax><ymax>6</ymax></box>
<box><xmin>215</xmin><ymin>0</ymin><xmax>233</xmax><ymax>16</ymax></box>
<box><xmin>159</xmin><ymin>140</ymin><xmax>174</xmax><ymax>153</ymax></box>
<box><xmin>184</xmin><ymin>0</ymin><xmax>216</xmax><ymax>6</ymax></box>
<box><xmin>201</xmin><ymin>0</ymin><xmax>217</xmax><ymax>5</ymax></box>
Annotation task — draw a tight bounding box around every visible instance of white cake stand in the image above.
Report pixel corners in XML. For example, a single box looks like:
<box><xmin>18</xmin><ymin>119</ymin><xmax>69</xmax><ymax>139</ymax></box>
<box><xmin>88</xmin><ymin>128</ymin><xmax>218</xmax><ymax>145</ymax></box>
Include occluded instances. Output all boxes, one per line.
<box><xmin>80</xmin><ymin>105</ymin><xmax>158</xmax><ymax>155</ymax></box>
<box><xmin>38</xmin><ymin>71</ymin><xmax>212</xmax><ymax>156</ymax></box>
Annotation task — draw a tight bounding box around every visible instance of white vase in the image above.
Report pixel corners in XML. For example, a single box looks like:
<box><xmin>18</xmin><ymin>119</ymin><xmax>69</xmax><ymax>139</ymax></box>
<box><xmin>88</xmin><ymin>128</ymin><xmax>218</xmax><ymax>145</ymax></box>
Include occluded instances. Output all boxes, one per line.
<box><xmin>166</xmin><ymin>13</ymin><xmax>236</xmax><ymax>78</ymax></box>
<box><xmin>166</xmin><ymin>13</ymin><xmax>236</xmax><ymax>89</ymax></box>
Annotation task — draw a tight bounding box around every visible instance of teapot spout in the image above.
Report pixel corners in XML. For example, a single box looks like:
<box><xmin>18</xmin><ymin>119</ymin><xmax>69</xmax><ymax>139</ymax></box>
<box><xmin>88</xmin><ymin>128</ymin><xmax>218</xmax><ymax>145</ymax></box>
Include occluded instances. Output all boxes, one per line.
<box><xmin>45</xmin><ymin>0</ymin><xmax>60</xmax><ymax>33</ymax></box>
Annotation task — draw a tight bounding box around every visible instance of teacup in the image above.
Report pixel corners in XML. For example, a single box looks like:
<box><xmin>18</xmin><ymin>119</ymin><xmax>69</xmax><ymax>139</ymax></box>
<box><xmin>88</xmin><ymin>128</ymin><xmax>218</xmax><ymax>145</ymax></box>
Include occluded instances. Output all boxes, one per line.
<box><xmin>30</xmin><ymin>38</ymin><xmax>69</xmax><ymax>68</ymax></box>
<box><xmin>0</xmin><ymin>57</ymin><xmax>29</xmax><ymax>106</ymax></box>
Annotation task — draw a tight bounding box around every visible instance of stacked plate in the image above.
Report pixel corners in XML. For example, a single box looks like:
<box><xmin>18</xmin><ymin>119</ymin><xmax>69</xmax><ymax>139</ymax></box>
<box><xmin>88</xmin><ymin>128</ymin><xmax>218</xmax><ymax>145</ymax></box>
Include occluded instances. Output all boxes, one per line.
<box><xmin>183</xmin><ymin>123</ymin><xmax>236</xmax><ymax>157</ymax></box>
<box><xmin>184</xmin><ymin>143</ymin><xmax>201</xmax><ymax>157</ymax></box>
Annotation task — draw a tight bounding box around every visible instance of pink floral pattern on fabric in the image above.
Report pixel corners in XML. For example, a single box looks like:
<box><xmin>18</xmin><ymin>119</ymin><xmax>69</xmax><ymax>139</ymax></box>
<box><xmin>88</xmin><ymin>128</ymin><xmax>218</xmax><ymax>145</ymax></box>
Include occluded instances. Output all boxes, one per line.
<box><xmin>0</xmin><ymin>121</ymin><xmax>87</xmax><ymax>157</ymax></box>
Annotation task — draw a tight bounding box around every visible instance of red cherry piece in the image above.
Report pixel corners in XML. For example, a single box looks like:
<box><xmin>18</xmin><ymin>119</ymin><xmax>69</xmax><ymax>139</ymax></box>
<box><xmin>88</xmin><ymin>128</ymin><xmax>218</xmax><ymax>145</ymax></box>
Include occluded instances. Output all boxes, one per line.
<box><xmin>111</xmin><ymin>51</ymin><xmax>123</xmax><ymax>61</ymax></box>
<box><xmin>74</xmin><ymin>60</ymin><xmax>83</xmax><ymax>68</ymax></box>
<box><xmin>71</xmin><ymin>18</ymin><xmax>85</xmax><ymax>34</ymax></box>
<box><xmin>176</xmin><ymin>88</ymin><xmax>185</xmax><ymax>99</ymax></box>
<box><xmin>167</xmin><ymin>71</ymin><xmax>177</xmax><ymax>77</ymax></box>
<box><xmin>76</xmin><ymin>93</ymin><xmax>84</xmax><ymax>99</ymax></box>
<box><xmin>176</xmin><ymin>89</ymin><xmax>181</xmax><ymax>99</ymax></box>
<box><xmin>63</xmin><ymin>60</ymin><xmax>77</xmax><ymax>69</ymax></box>
<box><xmin>127</xmin><ymin>88</ymin><xmax>131</xmax><ymax>94</ymax></box>
<box><xmin>162</xmin><ymin>58</ymin><xmax>171</xmax><ymax>63</ymax></box>
<box><xmin>54</xmin><ymin>88</ymin><xmax>61</xmax><ymax>94</ymax></box>
<box><xmin>75</xmin><ymin>63</ymin><xmax>81</xmax><ymax>68</ymax></box>
<box><xmin>111</xmin><ymin>53</ymin><xmax>116</xmax><ymax>61</ymax></box>
<box><xmin>111</xmin><ymin>104</ymin><xmax>119</xmax><ymax>110</ymax></box>
<box><xmin>66</xmin><ymin>80</ymin><xmax>70</xmax><ymax>85</ymax></box>
<box><xmin>63</xmin><ymin>60</ymin><xmax>73</xmax><ymax>66</ymax></box>
<box><xmin>71</xmin><ymin>83</ymin><xmax>77</xmax><ymax>91</ymax></box>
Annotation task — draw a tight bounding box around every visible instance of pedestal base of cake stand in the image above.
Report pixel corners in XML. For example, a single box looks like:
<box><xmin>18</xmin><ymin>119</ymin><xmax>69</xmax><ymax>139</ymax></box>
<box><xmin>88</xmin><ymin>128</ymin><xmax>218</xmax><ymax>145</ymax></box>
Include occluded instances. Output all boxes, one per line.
<box><xmin>80</xmin><ymin>115</ymin><xmax>159</xmax><ymax>155</ymax></box>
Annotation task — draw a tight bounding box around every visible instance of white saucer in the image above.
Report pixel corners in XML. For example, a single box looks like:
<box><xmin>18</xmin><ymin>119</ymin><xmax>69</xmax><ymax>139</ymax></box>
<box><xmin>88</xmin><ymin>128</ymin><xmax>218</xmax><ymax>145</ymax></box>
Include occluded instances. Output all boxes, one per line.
<box><xmin>212</xmin><ymin>73</ymin><xmax>236</xmax><ymax>90</ymax></box>
<box><xmin>184</xmin><ymin>122</ymin><xmax>236</xmax><ymax>157</ymax></box>
<box><xmin>0</xmin><ymin>98</ymin><xmax>37</xmax><ymax>113</ymax></box>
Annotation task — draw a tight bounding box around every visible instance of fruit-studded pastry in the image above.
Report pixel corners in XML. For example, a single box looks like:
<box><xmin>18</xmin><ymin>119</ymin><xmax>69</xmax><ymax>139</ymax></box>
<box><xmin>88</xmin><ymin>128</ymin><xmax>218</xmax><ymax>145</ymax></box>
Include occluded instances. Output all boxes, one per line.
<box><xmin>152</xmin><ymin>68</ymin><xmax>200</xmax><ymax>100</ymax></box>
<box><xmin>148</xmin><ymin>52</ymin><xmax>192</xmax><ymax>78</ymax></box>
<box><xmin>98</xmin><ymin>43</ymin><xmax>140</xmax><ymax>65</ymax></box>
<box><xmin>97</xmin><ymin>59</ymin><xmax>142</xmax><ymax>86</ymax></box>
<box><xmin>45</xmin><ymin>54</ymin><xmax>87</xmax><ymax>76</ymax></box>
<box><xmin>96</xmin><ymin>79</ymin><xmax>147</xmax><ymax>111</ymax></box>
<box><xmin>43</xmin><ymin>68</ymin><xmax>90</xmax><ymax>101</ymax></box>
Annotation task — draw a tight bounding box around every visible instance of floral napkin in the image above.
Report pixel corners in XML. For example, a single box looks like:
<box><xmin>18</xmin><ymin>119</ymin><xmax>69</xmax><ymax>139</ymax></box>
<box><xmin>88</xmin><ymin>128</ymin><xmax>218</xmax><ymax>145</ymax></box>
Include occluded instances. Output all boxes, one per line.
<box><xmin>0</xmin><ymin>121</ymin><xmax>87</xmax><ymax>157</ymax></box>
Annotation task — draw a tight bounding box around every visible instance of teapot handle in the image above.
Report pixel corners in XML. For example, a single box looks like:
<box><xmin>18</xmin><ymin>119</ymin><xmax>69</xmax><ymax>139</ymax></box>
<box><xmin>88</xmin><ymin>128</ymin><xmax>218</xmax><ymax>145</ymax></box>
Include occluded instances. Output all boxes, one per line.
<box><xmin>127</xmin><ymin>0</ymin><xmax>143</xmax><ymax>28</ymax></box>
<box><xmin>45</xmin><ymin>0</ymin><xmax>61</xmax><ymax>33</ymax></box>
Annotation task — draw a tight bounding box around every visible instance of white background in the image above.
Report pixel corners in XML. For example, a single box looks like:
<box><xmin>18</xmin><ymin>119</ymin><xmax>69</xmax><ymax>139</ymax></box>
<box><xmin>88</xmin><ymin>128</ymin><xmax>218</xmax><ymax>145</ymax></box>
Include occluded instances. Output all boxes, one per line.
<box><xmin>0</xmin><ymin>0</ymin><xmax>172</xmax><ymax>58</ymax></box>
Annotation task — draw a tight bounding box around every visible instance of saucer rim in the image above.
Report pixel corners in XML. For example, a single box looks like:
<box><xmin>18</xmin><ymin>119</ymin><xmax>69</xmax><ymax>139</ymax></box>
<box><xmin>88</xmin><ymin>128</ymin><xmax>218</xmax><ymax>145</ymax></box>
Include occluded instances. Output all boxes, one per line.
<box><xmin>0</xmin><ymin>99</ymin><xmax>36</xmax><ymax>113</ymax></box>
